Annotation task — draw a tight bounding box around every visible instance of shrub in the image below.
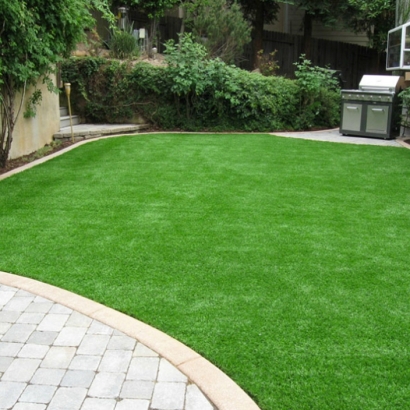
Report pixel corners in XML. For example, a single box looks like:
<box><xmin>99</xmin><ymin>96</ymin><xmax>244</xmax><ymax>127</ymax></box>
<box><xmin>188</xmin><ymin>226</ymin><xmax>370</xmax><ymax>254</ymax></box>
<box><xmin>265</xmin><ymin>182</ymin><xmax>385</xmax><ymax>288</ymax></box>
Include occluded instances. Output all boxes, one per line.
<box><xmin>61</xmin><ymin>50</ymin><xmax>340</xmax><ymax>131</ymax></box>
<box><xmin>257</xmin><ymin>50</ymin><xmax>280</xmax><ymax>77</ymax></box>
<box><xmin>184</xmin><ymin>0</ymin><xmax>251</xmax><ymax>64</ymax></box>
<box><xmin>109</xmin><ymin>25</ymin><xmax>138</xmax><ymax>60</ymax></box>
<box><xmin>294</xmin><ymin>55</ymin><xmax>341</xmax><ymax>129</ymax></box>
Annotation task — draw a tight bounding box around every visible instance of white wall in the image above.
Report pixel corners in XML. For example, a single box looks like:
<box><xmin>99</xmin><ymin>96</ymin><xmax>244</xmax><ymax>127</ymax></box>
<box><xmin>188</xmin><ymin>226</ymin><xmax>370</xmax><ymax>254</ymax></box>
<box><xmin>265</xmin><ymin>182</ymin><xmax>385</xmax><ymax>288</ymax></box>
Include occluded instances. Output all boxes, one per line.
<box><xmin>8</xmin><ymin>75</ymin><xmax>60</xmax><ymax>160</ymax></box>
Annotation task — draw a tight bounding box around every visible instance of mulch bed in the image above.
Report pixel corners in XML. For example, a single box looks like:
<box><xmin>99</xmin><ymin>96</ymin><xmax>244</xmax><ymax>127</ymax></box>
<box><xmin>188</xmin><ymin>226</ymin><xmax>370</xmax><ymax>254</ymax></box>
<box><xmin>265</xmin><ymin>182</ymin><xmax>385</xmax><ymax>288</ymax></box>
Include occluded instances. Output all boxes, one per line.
<box><xmin>0</xmin><ymin>141</ymin><xmax>77</xmax><ymax>175</ymax></box>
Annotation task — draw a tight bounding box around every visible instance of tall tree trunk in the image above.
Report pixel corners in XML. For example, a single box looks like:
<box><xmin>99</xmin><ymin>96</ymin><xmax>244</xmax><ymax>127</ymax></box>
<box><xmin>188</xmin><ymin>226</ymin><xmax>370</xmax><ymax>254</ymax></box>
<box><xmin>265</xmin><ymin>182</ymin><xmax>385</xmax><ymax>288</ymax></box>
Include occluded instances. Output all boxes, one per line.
<box><xmin>252</xmin><ymin>0</ymin><xmax>264</xmax><ymax>69</ymax></box>
<box><xmin>148</xmin><ymin>17</ymin><xmax>159</xmax><ymax>57</ymax></box>
<box><xmin>303</xmin><ymin>11</ymin><xmax>313</xmax><ymax>60</ymax></box>
<box><xmin>0</xmin><ymin>79</ymin><xmax>16</xmax><ymax>168</ymax></box>
<box><xmin>0</xmin><ymin>76</ymin><xmax>25</xmax><ymax>168</ymax></box>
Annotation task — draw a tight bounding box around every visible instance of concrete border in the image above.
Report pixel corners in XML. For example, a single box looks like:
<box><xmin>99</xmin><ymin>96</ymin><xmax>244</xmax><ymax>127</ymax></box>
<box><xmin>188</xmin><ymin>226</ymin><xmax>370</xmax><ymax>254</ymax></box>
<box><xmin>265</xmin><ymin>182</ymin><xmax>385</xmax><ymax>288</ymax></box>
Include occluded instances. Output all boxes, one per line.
<box><xmin>0</xmin><ymin>271</ymin><xmax>260</xmax><ymax>410</ymax></box>
<box><xmin>1</xmin><ymin>129</ymin><xmax>406</xmax><ymax>182</ymax></box>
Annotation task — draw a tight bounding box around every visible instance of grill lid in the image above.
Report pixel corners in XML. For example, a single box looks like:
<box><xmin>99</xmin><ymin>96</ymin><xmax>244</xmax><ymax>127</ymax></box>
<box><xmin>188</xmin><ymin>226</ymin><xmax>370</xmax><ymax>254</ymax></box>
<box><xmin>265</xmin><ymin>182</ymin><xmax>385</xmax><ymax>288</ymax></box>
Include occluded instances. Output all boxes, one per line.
<box><xmin>359</xmin><ymin>75</ymin><xmax>403</xmax><ymax>93</ymax></box>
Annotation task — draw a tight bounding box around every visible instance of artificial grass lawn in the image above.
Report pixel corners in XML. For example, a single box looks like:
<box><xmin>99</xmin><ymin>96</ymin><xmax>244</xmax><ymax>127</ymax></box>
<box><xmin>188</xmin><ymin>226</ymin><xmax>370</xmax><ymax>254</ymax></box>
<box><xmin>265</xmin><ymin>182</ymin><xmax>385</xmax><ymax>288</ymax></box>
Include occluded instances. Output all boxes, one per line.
<box><xmin>1</xmin><ymin>134</ymin><xmax>410</xmax><ymax>409</ymax></box>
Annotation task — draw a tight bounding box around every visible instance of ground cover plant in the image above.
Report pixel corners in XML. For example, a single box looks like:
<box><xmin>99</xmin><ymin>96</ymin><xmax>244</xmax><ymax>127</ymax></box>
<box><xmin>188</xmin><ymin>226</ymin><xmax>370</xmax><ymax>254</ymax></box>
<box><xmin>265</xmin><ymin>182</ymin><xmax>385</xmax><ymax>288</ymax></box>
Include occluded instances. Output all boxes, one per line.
<box><xmin>1</xmin><ymin>134</ymin><xmax>410</xmax><ymax>409</ymax></box>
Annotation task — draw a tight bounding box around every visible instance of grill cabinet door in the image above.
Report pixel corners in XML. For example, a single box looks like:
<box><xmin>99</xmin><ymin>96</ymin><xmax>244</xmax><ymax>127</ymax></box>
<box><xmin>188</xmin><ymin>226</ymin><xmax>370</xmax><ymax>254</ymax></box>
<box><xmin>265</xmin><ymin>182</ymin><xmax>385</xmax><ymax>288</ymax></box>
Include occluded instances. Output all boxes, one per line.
<box><xmin>342</xmin><ymin>103</ymin><xmax>362</xmax><ymax>131</ymax></box>
<box><xmin>365</xmin><ymin>105</ymin><xmax>389</xmax><ymax>134</ymax></box>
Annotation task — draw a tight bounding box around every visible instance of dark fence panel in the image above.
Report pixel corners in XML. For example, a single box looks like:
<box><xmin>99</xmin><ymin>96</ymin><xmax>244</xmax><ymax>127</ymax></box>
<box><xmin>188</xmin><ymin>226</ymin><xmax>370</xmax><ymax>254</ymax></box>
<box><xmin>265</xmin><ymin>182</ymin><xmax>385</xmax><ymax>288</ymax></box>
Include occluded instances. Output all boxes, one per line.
<box><xmin>242</xmin><ymin>30</ymin><xmax>386</xmax><ymax>89</ymax></box>
<box><xmin>127</xmin><ymin>13</ymin><xmax>386</xmax><ymax>89</ymax></box>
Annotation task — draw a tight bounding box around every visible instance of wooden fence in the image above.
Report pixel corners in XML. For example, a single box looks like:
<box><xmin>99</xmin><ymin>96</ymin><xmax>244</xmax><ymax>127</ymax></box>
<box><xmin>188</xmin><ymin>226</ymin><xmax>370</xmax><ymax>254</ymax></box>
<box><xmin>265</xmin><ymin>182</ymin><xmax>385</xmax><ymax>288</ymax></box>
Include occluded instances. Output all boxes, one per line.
<box><xmin>129</xmin><ymin>14</ymin><xmax>386</xmax><ymax>90</ymax></box>
<box><xmin>242</xmin><ymin>30</ymin><xmax>387</xmax><ymax>89</ymax></box>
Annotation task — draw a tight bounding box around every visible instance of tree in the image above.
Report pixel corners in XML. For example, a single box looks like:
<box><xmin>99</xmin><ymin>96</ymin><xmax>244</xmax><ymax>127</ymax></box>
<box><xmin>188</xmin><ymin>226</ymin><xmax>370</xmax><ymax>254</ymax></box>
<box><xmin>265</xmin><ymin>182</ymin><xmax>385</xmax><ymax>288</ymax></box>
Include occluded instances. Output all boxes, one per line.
<box><xmin>283</xmin><ymin>0</ymin><xmax>396</xmax><ymax>59</ymax></box>
<box><xmin>282</xmin><ymin>1</ymin><xmax>346</xmax><ymax>59</ymax></box>
<box><xmin>184</xmin><ymin>0</ymin><xmax>251</xmax><ymax>64</ymax></box>
<box><xmin>0</xmin><ymin>0</ymin><xmax>113</xmax><ymax>168</ymax></box>
<box><xmin>343</xmin><ymin>0</ymin><xmax>396</xmax><ymax>53</ymax></box>
<box><xmin>237</xmin><ymin>0</ymin><xmax>280</xmax><ymax>68</ymax></box>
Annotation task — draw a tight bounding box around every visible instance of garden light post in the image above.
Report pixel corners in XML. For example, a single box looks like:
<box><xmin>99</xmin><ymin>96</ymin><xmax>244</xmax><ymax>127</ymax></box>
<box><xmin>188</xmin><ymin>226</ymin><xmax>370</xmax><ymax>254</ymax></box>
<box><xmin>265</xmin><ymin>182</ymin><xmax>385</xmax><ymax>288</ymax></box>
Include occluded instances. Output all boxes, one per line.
<box><xmin>64</xmin><ymin>83</ymin><xmax>74</xmax><ymax>143</ymax></box>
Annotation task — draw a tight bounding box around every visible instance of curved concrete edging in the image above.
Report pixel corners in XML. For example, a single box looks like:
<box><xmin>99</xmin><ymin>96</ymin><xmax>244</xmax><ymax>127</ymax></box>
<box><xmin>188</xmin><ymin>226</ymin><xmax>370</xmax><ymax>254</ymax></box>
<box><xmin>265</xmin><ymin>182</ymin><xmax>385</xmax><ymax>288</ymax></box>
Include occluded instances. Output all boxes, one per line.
<box><xmin>0</xmin><ymin>129</ymin><xmax>405</xmax><ymax>182</ymax></box>
<box><xmin>0</xmin><ymin>271</ymin><xmax>260</xmax><ymax>410</ymax></box>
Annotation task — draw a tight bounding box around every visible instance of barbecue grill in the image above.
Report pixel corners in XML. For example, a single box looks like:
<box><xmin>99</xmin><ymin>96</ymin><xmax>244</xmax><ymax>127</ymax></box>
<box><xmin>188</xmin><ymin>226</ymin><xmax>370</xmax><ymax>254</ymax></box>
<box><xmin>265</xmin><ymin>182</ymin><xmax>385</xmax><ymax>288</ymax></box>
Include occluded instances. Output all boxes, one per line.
<box><xmin>340</xmin><ymin>75</ymin><xmax>403</xmax><ymax>139</ymax></box>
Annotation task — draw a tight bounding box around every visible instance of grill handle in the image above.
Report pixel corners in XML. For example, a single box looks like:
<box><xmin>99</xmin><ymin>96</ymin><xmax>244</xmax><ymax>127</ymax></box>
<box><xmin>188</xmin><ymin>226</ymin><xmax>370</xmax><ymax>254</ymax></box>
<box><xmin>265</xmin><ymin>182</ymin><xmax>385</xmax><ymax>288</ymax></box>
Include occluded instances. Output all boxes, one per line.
<box><xmin>360</xmin><ymin>86</ymin><xmax>391</xmax><ymax>92</ymax></box>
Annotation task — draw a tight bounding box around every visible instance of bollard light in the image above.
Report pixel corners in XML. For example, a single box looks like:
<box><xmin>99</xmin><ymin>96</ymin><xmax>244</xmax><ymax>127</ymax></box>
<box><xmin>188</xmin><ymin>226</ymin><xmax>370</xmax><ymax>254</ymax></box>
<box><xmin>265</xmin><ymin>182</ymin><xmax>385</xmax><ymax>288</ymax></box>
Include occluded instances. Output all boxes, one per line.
<box><xmin>64</xmin><ymin>82</ymin><xmax>71</xmax><ymax>97</ymax></box>
<box><xmin>64</xmin><ymin>82</ymin><xmax>74</xmax><ymax>143</ymax></box>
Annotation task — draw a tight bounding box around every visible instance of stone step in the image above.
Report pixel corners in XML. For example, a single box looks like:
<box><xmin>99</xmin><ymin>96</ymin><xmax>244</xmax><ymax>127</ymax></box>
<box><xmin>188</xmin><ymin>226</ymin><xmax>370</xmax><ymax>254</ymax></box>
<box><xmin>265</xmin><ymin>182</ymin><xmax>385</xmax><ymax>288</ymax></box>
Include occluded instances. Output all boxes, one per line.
<box><xmin>60</xmin><ymin>106</ymin><xmax>68</xmax><ymax>117</ymax></box>
<box><xmin>53</xmin><ymin>123</ymin><xmax>150</xmax><ymax>142</ymax></box>
<box><xmin>60</xmin><ymin>115</ymin><xmax>80</xmax><ymax>128</ymax></box>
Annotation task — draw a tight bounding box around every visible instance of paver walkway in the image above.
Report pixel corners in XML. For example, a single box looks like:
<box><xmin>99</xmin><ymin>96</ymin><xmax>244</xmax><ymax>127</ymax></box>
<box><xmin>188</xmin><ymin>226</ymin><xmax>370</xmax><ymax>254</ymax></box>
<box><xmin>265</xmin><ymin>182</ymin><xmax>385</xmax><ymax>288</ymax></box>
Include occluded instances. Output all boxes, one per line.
<box><xmin>0</xmin><ymin>283</ymin><xmax>215</xmax><ymax>410</ymax></box>
<box><xmin>0</xmin><ymin>273</ymin><xmax>259</xmax><ymax>410</ymax></box>
<box><xmin>272</xmin><ymin>128</ymin><xmax>403</xmax><ymax>147</ymax></box>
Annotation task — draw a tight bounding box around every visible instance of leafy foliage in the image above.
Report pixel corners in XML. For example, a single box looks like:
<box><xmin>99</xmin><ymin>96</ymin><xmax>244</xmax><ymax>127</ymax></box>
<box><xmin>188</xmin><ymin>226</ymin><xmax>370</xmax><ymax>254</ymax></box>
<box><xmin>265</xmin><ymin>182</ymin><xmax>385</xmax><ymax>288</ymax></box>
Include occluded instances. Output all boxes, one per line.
<box><xmin>62</xmin><ymin>49</ymin><xmax>340</xmax><ymax>132</ymax></box>
<box><xmin>163</xmin><ymin>34</ymin><xmax>211</xmax><ymax>119</ymax></box>
<box><xmin>237</xmin><ymin>0</ymin><xmax>280</xmax><ymax>67</ymax></box>
<box><xmin>0</xmin><ymin>0</ymin><xmax>114</xmax><ymax>167</ymax></box>
<box><xmin>184</xmin><ymin>0</ymin><xmax>251</xmax><ymax>64</ymax></box>
<box><xmin>294</xmin><ymin>54</ymin><xmax>341</xmax><ymax>129</ymax></box>
<box><xmin>109</xmin><ymin>24</ymin><xmax>139</xmax><ymax>60</ymax></box>
<box><xmin>399</xmin><ymin>87</ymin><xmax>410</xmax><ymax>131</ymax></box>
<box><xmin>111</xmin><ymin>0</ymin><xmax>180</xmax><ymax>18</ymax></box>
<box><xmin>257</xmin><ymin>50</ymin><xmax>280</xmax><ymax>76</ymax></box>
<box><xmin>343</xmin><ymin>0</ymin><xmax>395</xmax><ymax>52</ymax></box>
<box><xmin>62</xmin><ymin>57</ymin><xmax>135</xmax><ymax>123</ymax></box>
<box><xmin>60</xmin><ymin>30</ymin><xmax>339</xmax><ymax>132</ymax></box>
<box><xmin>284</xmin><ymin>0</ymin><xmax>396</xmax><ymax>53</ymax></box>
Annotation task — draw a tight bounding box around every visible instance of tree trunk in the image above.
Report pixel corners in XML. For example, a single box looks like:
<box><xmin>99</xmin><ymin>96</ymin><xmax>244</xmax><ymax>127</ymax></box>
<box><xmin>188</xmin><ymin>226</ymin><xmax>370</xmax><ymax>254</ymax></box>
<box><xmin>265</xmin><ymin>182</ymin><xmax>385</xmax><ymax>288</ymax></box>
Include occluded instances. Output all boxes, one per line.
<box><xmin>303</xmin><ymin>11</ymin><xmax>313</xmax><ymax>60</ymax></box>
<box><xmin>0</xmin><ymin>78</ymin><xmax>16</xmax><ymax>168</ymax></box>
<box><xmin>252</xmin><ymin>0</ymin><xmax>264</xmax><ymax>69</ymax></box>
<box><xmin>148</xmin><ymin>18</ymin><xmax>159</xmax><ymax>58</ymax></box>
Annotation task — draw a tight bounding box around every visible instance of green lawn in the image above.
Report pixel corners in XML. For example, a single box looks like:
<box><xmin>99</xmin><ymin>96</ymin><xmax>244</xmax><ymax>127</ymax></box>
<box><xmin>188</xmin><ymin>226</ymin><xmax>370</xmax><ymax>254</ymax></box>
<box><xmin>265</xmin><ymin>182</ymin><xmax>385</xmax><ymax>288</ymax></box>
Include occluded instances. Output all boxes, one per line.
<box><xmin>1</xmin><ymin>134</ymin><xmax>410</xmax><ymax>409</ymax></box>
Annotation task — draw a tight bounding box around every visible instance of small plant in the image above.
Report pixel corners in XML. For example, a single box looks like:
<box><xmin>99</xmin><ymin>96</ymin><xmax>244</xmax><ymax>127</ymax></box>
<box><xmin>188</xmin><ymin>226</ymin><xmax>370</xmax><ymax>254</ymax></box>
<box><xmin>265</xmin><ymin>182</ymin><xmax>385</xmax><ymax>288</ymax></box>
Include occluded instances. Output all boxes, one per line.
<box><xmin>163</xmin><ymin>33</ymin><xmax>210</xmax><ymax>119</ymax></box>
<box><xmin>257</xmin><ymin>50</ymin><xmax>280</xmax><ymax>76</ymax></box>
<box><xmin>22</xmin><ymin>140</ymin><xmax>62</xmax><ymax>163</ymax></box>
<box><xmin>293</xmin><ymin>54</ymin><xmax>341</xmax><ymax>129</ymax></box>
<box><xmin>109</xmin><ymin>23</ymin><xmax>138</xmax><ymax>60</ymax></box>
<box><xmin>399</xmin><ymin>87</ymin><xmax>410</xmax><ymax>132</ymax></box>
<box><xmin>294</xmin><ymin>54</ymin><xmax>340</xmax><ymax>99</ymax></box>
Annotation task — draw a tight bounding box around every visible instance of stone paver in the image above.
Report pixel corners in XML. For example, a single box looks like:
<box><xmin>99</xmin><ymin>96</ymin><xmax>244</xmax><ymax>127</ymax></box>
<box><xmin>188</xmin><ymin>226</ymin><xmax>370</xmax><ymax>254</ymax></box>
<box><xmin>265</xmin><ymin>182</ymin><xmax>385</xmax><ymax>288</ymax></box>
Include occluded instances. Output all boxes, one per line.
<box><xmin>0</xmin><ymin>283</ymin><xmax>217</xmax><ymax>410</ymax></box>
<box><xmin>272</xmin><ymin>127</ymin><xmax>402</xmax><ymax>147</ymax></box>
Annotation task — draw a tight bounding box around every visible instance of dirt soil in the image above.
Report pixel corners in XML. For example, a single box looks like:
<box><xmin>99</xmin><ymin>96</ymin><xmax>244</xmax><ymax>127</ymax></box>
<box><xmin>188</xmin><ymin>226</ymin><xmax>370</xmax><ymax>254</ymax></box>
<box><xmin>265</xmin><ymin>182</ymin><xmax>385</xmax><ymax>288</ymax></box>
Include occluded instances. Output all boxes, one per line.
<box><xmin>0</xmin><ymin>141</ymin><xmax>77</xmax><ymax>176</ymax></box>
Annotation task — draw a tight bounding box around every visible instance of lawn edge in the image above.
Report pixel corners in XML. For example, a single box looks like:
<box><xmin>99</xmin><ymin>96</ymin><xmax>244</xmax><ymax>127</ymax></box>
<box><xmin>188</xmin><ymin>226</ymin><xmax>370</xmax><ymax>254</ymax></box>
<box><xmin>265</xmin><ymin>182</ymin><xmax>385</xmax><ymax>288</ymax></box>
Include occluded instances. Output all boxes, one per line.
<box><xmin>1</xmin><ymin>129</ymin><xmax>404</xmax><ymax>182</ymax></box>
<box><xmin>0</xmin><ymin>270</ymin><xmax>261</xmax><ymax>410</ymax></box>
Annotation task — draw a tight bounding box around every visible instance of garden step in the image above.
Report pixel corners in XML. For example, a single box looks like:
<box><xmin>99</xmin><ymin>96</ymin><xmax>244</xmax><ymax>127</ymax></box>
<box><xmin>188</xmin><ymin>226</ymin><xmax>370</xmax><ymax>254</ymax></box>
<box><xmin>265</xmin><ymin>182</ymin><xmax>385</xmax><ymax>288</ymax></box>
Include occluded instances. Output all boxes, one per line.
<box><xmin>60</xmin><ymin>115</ymin><xmax>80</xmax><ymax>128</ymax></box>
<box><xmin>60</xmin><ymin>106</ymin><xmax>68</xmax><ymax>117</ymax></box>
<box><xmin>53</xmin><ymin>123</ymin><xmax>150</xmax><ymax>142</ymax></box>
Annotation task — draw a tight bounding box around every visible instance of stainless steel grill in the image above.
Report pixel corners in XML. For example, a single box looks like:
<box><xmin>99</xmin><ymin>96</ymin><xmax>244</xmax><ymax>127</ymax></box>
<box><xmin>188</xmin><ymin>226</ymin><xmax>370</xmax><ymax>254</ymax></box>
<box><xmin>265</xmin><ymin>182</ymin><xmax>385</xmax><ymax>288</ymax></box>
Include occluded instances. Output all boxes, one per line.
<box><xmin>340</xmin><ymin>75</ymin><xmax>403</xmax><ymax>139</ymax></box>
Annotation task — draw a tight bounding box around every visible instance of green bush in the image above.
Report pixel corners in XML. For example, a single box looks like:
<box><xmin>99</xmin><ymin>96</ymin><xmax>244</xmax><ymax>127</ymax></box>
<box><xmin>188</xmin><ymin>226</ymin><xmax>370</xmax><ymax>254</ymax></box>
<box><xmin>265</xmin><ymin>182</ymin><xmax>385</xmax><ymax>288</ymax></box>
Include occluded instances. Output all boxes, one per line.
<box><xmin>109</xmin><ymin>25</ymin><xmax>138</xmax><ymax>60</ymax></box>
<box><xmin>61</xmin><ymin>48</ymin><xmax>340</xmax><ymax>131</ymax></box>
<box><xmin>62</xmin><ymin>57</ymin><xmax>135</xmax><ymax>123</ymax></box>
<box><xmin>294</xmin><ymin>54</ymin><xmax>341</xmax><ymax>129</ymax></box>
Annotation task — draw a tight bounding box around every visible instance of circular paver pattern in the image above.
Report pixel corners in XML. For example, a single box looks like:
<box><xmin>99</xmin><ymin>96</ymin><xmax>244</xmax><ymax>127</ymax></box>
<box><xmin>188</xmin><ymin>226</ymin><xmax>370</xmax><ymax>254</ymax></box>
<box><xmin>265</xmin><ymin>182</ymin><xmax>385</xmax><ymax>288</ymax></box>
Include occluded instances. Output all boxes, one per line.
<box><xmin>0</xmin><ymin>272</ymin><xmax>260</xmax><ymax>410</ymax></box>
